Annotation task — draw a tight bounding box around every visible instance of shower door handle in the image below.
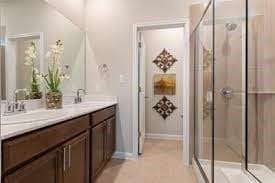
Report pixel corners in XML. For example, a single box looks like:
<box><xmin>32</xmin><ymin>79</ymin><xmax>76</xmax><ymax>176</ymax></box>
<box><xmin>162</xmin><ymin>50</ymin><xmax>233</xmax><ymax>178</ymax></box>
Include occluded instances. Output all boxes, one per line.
<box><xmin>206</xmin><ymin>91</ymin><xmax>212</xmax><ymax>103</ymax></box>
<box><xmin>220</xmin><ymin>87</ymin><xmax>234</xmax><ymax>99</ymax></box>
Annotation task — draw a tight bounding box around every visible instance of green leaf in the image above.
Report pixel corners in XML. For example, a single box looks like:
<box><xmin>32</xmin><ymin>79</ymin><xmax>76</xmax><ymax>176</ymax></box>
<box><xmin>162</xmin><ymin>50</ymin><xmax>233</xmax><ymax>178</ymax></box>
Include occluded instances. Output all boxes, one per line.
<box><xmin>43</xmin><ymin>74</ymin><xmax>51</xmax><ymax>91</ymax></box>
<box><xmin>48</xmin><ymin>67</ymin><xmax>54</xmax><ymax>90</ymax></box>
<box><xmin>54</xmin><ymin>68</ymin><xmax>60</xmax><ymax>89</ymax></box>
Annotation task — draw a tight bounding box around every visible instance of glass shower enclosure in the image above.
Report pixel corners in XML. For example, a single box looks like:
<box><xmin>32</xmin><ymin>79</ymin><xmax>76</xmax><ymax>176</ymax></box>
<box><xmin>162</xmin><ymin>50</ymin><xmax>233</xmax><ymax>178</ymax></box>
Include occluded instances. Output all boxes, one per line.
<box><xmin>192</xmin><ymin>0</ymin><xmax>275</xmax><ymax>182</ymax></box>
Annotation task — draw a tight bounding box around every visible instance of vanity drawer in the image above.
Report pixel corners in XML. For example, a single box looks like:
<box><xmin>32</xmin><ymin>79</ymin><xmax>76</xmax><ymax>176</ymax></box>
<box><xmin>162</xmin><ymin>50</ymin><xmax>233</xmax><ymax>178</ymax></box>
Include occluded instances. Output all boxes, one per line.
<box><xmin>91</xmin><ymin>106</ymin><xmax>115</xmax><ymax>127</ymax></box>
<box><xmin>2</xmin><ymin>115</ymin><xmax>90</xmax><ymax>173</ymax></box>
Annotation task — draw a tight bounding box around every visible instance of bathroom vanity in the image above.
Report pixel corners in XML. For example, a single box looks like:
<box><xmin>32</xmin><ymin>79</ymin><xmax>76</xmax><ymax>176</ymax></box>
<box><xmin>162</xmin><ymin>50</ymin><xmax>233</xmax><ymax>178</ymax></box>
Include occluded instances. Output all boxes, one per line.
<box><xmin>1</xmin><ymin>103</ymin><xmax>117</xmax><ymax>183</ymax></box>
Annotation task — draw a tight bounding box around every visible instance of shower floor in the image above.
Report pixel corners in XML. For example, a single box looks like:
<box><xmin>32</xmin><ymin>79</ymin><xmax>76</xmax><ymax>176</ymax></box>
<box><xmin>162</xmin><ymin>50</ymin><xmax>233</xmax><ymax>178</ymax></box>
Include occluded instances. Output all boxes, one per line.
<box><xmin>199</xmin><ymin>159</ymin><xmax>275</xmax><ymax>183</ymax></box>
<box><xmin>197</xmin><ymin>160</ymin><xmax>275</xmax><ymax>183</ymax></box>
<box><xmin>198</xmin><ymin>160</ymin><xmax>252</xmax><ymax>183</ymax></box>
<box><xmin>201</xmin><ymin>141</ymin><xmax>242</xmax><ymax>163</ymax></box>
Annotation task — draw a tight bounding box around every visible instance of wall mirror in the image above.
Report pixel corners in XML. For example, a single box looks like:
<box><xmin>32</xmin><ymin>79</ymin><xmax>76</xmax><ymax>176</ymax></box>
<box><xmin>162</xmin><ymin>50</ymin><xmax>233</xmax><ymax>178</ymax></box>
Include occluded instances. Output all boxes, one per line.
<box><xmin>0</xmin><ymin>0</ymin><xmax>86</xmax><ymax>101</ymax></box>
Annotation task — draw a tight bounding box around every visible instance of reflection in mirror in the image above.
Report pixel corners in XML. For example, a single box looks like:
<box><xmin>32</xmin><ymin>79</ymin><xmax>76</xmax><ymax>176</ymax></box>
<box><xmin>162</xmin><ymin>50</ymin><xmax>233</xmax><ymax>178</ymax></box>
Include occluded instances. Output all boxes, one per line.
<box><xmin>0</xmin><ymin>0</ymin><xmax>85</xmax><ymax>101</ymax></box>
<box><xmin>6</xmin><ymin>33</ymin><xmax>43</xmax><ymax>100</ymax></box>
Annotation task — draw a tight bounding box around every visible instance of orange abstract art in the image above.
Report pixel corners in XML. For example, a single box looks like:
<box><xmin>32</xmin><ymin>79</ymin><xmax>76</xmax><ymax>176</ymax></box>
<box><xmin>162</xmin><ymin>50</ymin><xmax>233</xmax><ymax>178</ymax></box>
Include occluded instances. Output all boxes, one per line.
<box><xmin>153</xmin><ymin>74</ymin><xmax>176</xmax><ymax>95</ymax></box>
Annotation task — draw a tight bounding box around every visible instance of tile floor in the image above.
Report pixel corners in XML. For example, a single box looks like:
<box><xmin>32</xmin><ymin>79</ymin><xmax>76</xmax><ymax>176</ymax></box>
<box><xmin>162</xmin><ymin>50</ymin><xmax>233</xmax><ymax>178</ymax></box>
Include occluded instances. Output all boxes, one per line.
<box><xmin>95</xmin><ymin>139</ymin><xmax>198</xmax><ymax>183</ymax></box>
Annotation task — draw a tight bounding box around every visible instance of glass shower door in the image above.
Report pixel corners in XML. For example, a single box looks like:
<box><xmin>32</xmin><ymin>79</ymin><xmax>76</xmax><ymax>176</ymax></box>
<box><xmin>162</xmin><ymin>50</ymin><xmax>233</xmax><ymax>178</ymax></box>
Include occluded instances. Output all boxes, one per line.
<box><xmin>213</xmin><ymin>0</ymin><xmax>246</xmax><ymax>182</ymax></box>
<box><xmin>194</xmin><ymin>2</ymin><xmax>214</xmax><ymax>182</ymax></box>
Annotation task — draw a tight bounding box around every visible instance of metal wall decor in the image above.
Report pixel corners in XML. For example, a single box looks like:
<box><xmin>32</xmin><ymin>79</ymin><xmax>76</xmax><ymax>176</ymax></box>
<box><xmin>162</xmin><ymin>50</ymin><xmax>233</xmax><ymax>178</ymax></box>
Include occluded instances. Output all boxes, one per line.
<box><xmin>153</xmin><ymin>49</ymin><xmax>177</xmax><ymax>73</ymax></box>
<box><xmin>153</xmin><ymin>96</ymin><xmax>177</xmax><ymax>119</ymax></box>
<box><xmin>203</xmin><ymin>97</ymin><xmax>211</xmax><ymax>119</ymax></box>
<box><xmin>203</xmin><ymin>47</ymin><xmax>212</xmax><ymax>70</ymax></box>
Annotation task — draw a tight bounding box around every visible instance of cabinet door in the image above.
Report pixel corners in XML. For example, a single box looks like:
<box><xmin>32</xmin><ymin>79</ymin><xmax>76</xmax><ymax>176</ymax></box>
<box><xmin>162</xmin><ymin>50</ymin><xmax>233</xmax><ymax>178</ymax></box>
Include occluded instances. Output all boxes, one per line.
<box><xmin>63</xmin><ymin>131</ymin><xmax>90</xmax><ymax>183</ymax></box>
<box><xmin>4</xmin><ymin>148</ymin><xmax>62</xmax><ymax>183</ymax></box>
<box><xmin>106</xmin><ymin>116</ymin><xmax>116</xmax><ymax>160</ymax></box>
<box><xmin>91</xmin><ymin>122</ymin><xmax>106</xmax><ymax>181</ymax></box>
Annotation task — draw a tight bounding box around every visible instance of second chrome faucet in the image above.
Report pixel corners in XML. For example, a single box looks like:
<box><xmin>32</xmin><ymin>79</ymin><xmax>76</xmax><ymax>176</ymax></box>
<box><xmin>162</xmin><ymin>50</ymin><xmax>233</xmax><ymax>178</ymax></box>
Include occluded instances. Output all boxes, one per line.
<box><xmin>74</xmin><ymin>89</ymin><xmax>86</xmax><ymax>104</ymax></box>
<box><xmin>4</xmin><ymin>89</ymin><xmax>28</xmax><ymax>116</ymax></box>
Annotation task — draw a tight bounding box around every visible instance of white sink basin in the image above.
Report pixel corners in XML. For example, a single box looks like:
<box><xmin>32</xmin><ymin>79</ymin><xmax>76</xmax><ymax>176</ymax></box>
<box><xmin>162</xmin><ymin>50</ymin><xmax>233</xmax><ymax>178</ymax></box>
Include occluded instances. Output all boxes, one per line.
<box><xmin>72</xmin><ymin>102</ymin><xmax>110</xmax><ymax>109</ymax></box>
<box><xmin>1</xmin><ymin>110</ymin><xmax>67</xmax><ymax>125</ymax></box>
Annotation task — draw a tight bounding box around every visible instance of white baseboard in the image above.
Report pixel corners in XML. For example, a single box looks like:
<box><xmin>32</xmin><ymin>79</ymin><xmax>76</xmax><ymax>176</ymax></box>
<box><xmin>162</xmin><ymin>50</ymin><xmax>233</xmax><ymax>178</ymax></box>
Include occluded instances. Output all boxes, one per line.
<box><xmin>145</xmin><ymin>133</ymin><xmax>183</xmax><ymax>141</ymax></box>
<box><xmin>112</xmin><ymin>151</ymin><xmax>135</xmax><ymax>160</ymax></box>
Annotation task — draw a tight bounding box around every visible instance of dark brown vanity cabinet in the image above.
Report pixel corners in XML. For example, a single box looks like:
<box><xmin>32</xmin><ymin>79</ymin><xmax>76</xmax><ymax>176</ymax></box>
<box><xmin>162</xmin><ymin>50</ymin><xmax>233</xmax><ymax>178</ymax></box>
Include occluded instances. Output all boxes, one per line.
<box><xmin>2</xmin><ymin>115</ymin><xmax>90</xmax><ymax>183</ymax></box>
<box><xmin>91</xmin><ymin>122</ymin><xmax>106</xmax><ymax>180</ymax></box>
<box><xmin>4</xmin><ymin>131</ymin><xmax>90</xmax><ymax>183</ymax></box>
<box><xmin>4</xmin><ymin>148</ymin><xmax>62</xmax><ymax>183</ymax></box>
<box><xmin>91</xmin><ymin>106</ymin><xmax>116</xmax><ymax>182</ymax></box>
<box><xmin>62</xmin><ymin>132</ymin><xmax>90</xmax><ymax>183</ymax></box>
<box><xmin>106</xmin><ymin>116</ymin><xmax>116</xmax><ymax>161</ymax></box>
<box><xmin>2</xmin><ymin>105</ymin><xmax>116</xmax><ymax>183</ymax></box>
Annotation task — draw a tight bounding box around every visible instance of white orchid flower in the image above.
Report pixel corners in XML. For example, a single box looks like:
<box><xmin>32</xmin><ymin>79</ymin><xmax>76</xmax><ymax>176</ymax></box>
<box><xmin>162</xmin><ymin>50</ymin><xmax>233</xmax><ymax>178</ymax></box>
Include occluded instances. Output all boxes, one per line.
<box><xmin>29</xmin><ymin>53</ymin><xmax>37</xmax><ymax>59</ymax></box>
<box><xmin>43</xmin><ymin>40</ymin><xmax>69</xmax><ymax>92</ymax></box>
<box><xmin>36</xmin><ymin>74</ymin><xmax>43</xmax><ymax>83</ymax></box>
<box><xmin>46</xmin><ymin>51</ymin><xmax>52</xmax><ymax>58</ymax></box>
<box><xmin>64</xmin><ymin>74</ymin><xmax>70</xmax><ymax>80</ymax></box>
<box><xmin>24</xmin><ymin>57</ymin><xmax>33</xmax><ymax>66</ymax></box>
<box><xmin>33</xmin><ymin>67</ymin><xmax>39</xmax><ymax>74</ymax></box>
<box><xmin>59</xmin><ymin>74</ymin><xmax>65</xmax><ymax>81</ymax></box>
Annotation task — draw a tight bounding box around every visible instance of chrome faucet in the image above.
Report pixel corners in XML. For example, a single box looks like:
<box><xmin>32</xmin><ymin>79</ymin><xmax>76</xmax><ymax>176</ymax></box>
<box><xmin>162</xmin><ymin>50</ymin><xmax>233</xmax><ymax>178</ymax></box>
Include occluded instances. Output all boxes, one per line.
<box><xmin>3</xmin><ymin>89</ymin><xmax>28</xmax><ymax>116</ymax></box>
<box><xmin>74</xmin><ymin>89</ymin><xmax>86</xmax><ymax>104</ymax></box>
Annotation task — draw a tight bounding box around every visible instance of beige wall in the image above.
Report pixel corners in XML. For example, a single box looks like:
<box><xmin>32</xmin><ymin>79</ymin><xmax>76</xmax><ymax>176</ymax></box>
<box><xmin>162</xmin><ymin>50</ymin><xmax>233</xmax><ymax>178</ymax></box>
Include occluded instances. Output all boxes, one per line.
<box><xmin>46</xmin><ymin>0</ymin><xmax>85</xmax><ymax>30</ymax></box>
<box><xmin>85</xmin><ymin>0</ymin><xmax>199</xmax><ymax>154</ymax></box>
<box><xmin>45</xmin><ymin>0</ymin><xmax>205</xmax><ymax>155</ymax></box>
<box><xmin>142</xmin><ymin>28</ymin><xmax>184</xmax><ymax>137</ymax></box>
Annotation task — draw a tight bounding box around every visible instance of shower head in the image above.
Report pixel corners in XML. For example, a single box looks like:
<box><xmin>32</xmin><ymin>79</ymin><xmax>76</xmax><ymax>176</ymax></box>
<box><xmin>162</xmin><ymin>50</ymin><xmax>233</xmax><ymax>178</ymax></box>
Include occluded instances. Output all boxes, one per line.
<box><xmin>222</xmin><ymin>23</ymin><xmax>237</xmax><ymax>57</ymax></box>
<box><xmin>225</xmin><ymin>23</ymin><xmax>237</xmax><ymax>31</ymax></box>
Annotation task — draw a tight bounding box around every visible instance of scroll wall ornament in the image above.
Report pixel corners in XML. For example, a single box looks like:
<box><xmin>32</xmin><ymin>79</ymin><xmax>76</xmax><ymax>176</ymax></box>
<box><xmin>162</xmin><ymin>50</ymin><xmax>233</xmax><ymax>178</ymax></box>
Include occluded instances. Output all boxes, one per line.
<box><xmin>202</xmin><ymin>46</ymin><xmax>212</xmax><ymax>118</ymax></box>
<box><xmin>203</xmin><ymin>97</ymin><xmax>211</xmax><ymax>119</ymax></box>
<box><xmin>153</xmin><ymin>96</ymin><xmax>177</xmax><ymax>120</ymax></box>
<box><xmin>203</xmin><ymin>47</ymin><xmax>212</xmax><ymax>70</ymax></box>
<box><xmin>153</xmin><ymin>49</ymin><xmax>177</xmax><ymax>73</ymax></box>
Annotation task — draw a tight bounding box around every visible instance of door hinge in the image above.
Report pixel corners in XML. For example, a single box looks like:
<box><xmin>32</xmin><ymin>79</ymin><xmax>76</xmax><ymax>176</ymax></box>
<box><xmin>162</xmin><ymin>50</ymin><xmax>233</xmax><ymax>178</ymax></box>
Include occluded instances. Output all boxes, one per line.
<box><xmin>138</xmin><ymin>42</ymin><xmax>142</xmax><ymax>48</ymax></box>
<box><xmin>139</xmin><ymin>86</ymin><xmax>142</xmax><ymax>92</ymax></box>
<box><xmin>139</xmin><ymin>131</ymin><xmax>141</xmax><ymax>137</ymax></box>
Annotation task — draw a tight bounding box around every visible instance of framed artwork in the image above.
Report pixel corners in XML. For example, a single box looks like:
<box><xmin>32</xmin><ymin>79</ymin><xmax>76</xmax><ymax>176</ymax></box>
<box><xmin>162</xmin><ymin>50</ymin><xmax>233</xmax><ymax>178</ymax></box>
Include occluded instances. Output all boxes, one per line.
<box><xmin>153</xmin><ymin>74</ymin><xmax>176</xmax><ymax>95</ymax></box>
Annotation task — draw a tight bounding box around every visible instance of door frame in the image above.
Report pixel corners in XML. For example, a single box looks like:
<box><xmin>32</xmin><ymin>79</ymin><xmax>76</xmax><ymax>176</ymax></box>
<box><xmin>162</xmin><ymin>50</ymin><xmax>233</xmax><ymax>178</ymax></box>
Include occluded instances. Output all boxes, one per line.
<box><xmin>132</xmin><ymin>19</ymin><xmax>190</xmax><ymax>165</ymax></box>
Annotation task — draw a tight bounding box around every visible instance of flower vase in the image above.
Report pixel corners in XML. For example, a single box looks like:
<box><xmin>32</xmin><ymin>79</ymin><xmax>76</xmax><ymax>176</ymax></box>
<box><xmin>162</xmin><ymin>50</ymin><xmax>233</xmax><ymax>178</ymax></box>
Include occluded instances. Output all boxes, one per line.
<box><xmin>30</xmin><ymin>91</ymin><xmax>43</xmax><ymax>100</ymax></box>
<box><xmin>46</xmin><ymin>92</ymin><xmax>63</xmax><ymax>109</ymax></box>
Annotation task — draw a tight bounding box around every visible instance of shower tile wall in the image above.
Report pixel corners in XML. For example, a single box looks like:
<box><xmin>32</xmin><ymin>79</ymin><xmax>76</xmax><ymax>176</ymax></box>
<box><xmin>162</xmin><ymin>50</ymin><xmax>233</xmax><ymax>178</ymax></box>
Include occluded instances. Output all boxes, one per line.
<box><xmin>192</xmin><ymin>1</ymin><xmax>245</xmax><ymax>164</ymax></box>
<box><xmin>224</xmin><ymin>23</ymin><xmax>243</xmax><ymax>160</ymax></box>
<box><xmin>198</xmin><ymin>18</ymin><xmax>244</xmax><ymax>164</ymax></box>
<box><xmin>213</xmin><ymin>0</ymin><xmax>247</xmax><ymax>165</ymax></box>
<box><xmin>248</xmin><ymin>0</ymin><xmax>275</xmax><ymax>173</ymax></box>
<box><xmin>215</xmin><ymin>22</ymin><xmax>243</xmax><ymax>162</ymax></box>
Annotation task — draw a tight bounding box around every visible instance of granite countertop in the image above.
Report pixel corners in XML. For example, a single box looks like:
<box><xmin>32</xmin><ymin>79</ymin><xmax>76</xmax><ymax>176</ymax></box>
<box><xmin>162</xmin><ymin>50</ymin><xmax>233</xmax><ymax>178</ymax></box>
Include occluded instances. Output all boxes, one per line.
<box><xmin>1</xmin><ymin>100</ymin><xmax>117</xmax><ymax>140</ymax></box>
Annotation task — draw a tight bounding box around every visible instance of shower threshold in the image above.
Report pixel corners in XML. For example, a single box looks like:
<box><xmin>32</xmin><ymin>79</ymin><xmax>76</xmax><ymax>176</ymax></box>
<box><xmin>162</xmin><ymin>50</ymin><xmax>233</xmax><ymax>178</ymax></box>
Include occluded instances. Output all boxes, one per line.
<box><xmin>195</xmin><ymin>159</ymin><xmax>267</xmax><ymax>183</ymax></box>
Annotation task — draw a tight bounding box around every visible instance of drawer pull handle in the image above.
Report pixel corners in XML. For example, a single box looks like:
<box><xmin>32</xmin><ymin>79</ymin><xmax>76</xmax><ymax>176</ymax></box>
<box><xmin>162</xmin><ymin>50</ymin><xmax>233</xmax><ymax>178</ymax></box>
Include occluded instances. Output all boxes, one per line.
<box><xmin>63</xmin><ymin>147</ymin><xmax>66</xmax><ymax>172</ymax></box>
<box><xmin>68</xmin><ymin>145</ymin><xmax>71</xmax><ymax>168</ymax></box>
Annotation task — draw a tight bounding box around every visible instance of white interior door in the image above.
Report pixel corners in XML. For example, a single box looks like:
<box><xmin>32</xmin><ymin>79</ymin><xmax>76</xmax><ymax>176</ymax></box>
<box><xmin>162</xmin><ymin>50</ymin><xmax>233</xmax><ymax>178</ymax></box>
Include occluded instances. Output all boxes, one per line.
<box><xmin>138</xmin><ymin>32</ymin><xmax>146</xmax><ymax>154</ymax></box>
